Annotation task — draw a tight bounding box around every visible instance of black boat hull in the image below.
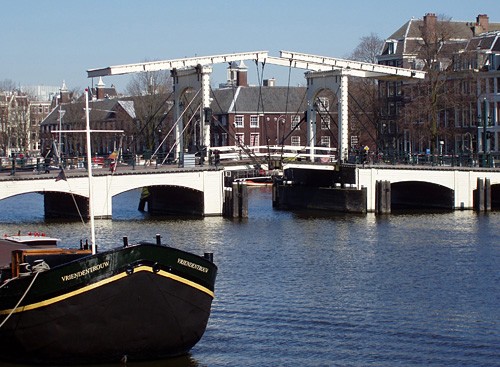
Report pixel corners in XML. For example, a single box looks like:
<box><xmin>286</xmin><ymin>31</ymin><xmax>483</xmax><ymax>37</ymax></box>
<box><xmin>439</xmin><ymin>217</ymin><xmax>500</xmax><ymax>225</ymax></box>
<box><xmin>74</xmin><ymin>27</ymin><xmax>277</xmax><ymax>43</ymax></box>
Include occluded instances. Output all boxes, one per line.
<box><xmin>0</xmin><ymin>244</ymin><xmax>217</xmax><ymax>364</ymax></box>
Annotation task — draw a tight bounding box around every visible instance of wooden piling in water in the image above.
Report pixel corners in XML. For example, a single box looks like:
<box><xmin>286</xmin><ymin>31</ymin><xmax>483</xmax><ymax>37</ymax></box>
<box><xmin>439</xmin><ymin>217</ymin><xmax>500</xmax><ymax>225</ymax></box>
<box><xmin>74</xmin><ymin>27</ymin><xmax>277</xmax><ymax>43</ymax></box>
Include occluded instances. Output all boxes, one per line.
<box><xmin>485</xmin><ymin>178</ymin><xmax>491</xmax><ymax>212</ymax></box>
<box><xmin>474</xmin><ymin>177</ymin><xmax>491</xmax><ymax>212</ymax></box>
<box><xmin>375</xmin><ymin>180</ymin><xmax>391</xmax><ymax>214</ymax></box>
<box><xmin>475</xmin><ymin>178</ymin><xmax>485</xmax><ymax>212</ymax></box>
<box><xmin>231</xmin><ymin>182</ymin><xmax>240</xmax><ymax>218</ymax></box>
<box><xmin>240</xmin><ymin>183</ymin><xmax>248</xmax><ymax>218</ymax></box>
<box><xmin>224</xmin><ymin>182</ymin><xmax>248</xmax><ymax>218</ymax></box>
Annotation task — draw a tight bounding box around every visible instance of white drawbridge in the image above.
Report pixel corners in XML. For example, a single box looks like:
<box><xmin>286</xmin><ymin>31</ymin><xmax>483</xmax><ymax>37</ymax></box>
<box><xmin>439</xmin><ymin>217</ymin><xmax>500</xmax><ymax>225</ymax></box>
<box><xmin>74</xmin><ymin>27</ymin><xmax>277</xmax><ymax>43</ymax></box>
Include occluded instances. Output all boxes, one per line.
<box><xmin>87</xmin><ymin>50</ymin><xmax>425</xmax><ymax>163</ymax></box>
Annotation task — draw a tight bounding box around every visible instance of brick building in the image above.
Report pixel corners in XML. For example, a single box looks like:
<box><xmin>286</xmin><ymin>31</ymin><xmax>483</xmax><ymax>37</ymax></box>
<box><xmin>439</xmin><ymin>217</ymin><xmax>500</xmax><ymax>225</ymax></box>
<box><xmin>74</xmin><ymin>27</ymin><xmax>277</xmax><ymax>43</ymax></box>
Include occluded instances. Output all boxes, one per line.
<box><xmin>210</xmin><ymin>62</ymin><xmax>337</xmax><ymax>159</ymax></box>
<box><xmin>377</xmin><ymin>13</ymin><xmax>500</xmax><ymax>160</ymax></box>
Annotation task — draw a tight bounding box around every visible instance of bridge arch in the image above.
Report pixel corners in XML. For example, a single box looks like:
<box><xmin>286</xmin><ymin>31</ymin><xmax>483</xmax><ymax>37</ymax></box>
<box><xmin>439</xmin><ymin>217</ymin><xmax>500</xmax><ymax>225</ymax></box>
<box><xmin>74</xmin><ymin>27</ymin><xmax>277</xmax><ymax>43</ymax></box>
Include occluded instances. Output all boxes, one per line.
<box><xmin>306</xmin><ymin>70</ymin><xmax>349</xmax><ymax>162</ymax></box>
<box><xmin>142</xmin><ymin>185</ymin><xmax>204</xmax><ymax>216</ymax></box>
<box><xmin>0</xmin><ymin>190</ymin><xmax>89</xmax><ymax>220</ymax></box>
<box><xmin>357</xmin><ymin>166</ymin><xmax>500</xmax><ymax>211</ymax></box>
<box><xmin>0</xmin><ymin>168</ymin><xmax>224</xmax><ymax>219</ymax></box>
<box><xmin>390</xmin><ymin>181</ymin><xmax>454</xmax><ymax>210</ymax></box>
<box><xmin>43</xmin><ymin>183</ymin><xmax>206</xmax><ymax>219</ymax></box>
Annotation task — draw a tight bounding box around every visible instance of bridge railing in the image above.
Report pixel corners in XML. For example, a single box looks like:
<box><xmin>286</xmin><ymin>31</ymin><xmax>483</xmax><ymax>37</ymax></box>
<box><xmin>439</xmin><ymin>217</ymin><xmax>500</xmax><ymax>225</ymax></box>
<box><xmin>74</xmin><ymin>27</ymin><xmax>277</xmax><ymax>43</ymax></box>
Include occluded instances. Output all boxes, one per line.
<box><xmin>7</xmin><ymin>149</ymin><xmax>495</xmax><ymax>176</ymax></box>
<box><xmin>351</xmin><ymin>152</ymin><xmax>500</xmax><ymax>168</ymax></box>
<box><xmin>209</xmin><ymin>145</ymin><xmax>337</xmax><ymax>165</ymax></box>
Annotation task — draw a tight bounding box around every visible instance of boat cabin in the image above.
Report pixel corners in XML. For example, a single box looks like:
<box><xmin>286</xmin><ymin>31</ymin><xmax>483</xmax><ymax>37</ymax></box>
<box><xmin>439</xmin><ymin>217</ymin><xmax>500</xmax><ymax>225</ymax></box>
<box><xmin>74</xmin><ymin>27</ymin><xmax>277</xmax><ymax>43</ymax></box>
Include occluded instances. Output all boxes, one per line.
<box><xmin>0</xmin><ymin>234</ymin><xmax>91</xmax><ymax>281</ymax></box>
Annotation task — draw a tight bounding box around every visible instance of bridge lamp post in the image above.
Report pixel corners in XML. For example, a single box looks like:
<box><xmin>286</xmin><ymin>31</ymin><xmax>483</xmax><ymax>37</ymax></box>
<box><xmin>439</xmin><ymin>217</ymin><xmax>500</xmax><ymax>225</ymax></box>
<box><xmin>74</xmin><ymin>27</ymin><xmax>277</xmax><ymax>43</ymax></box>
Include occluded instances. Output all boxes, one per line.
<box><xmin>439</xmin><ymin>140</ymin><xmax>444</xmax><ymax>165</ymax></box>
<box><xmin>156</xmin><ymin>128</ymin><xmax>162</xmax><ymax>167</ymax></box>
<box><xmin>274</xmin><ymin>115</ymin><xmax>286</xmax><ymax>146</ymax></box>
<box><xmin>58</xmin><ymin>107</ymin><xmax>66</xmax><ymax>164</ymax></box>
<box><xmin>129</xmin><ymin>135</ymin><xmax>136</xmax><ymax>170</ymax></box>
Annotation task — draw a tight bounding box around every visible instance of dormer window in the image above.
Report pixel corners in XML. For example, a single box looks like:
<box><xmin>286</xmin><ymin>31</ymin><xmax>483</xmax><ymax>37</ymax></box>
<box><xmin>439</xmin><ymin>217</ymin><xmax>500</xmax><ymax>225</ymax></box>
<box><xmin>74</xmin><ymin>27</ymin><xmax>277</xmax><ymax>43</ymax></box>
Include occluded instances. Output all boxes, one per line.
<box><xmin>388</xmin><ymin>40</ymin><xmax>397</xmax><ymax>55</ymax></box>
<box><xmin>487</xmin><ymin>53</ymin><xmax>498</xmax><ymax>71</ymax></box>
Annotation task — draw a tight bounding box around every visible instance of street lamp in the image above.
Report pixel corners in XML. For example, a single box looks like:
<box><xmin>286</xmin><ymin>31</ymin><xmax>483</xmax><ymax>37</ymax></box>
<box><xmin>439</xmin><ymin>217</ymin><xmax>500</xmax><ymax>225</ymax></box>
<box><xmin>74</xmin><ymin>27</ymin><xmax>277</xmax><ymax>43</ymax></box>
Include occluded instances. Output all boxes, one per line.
<box><xmin>58</xmin><ymin>106</ymin><xmax>66</xmax><ymax>163</ymax></box>
<box><xmin>439</xmin><ymin>140</ymin><xmax>444</xmax><ymax>165</ymax></box>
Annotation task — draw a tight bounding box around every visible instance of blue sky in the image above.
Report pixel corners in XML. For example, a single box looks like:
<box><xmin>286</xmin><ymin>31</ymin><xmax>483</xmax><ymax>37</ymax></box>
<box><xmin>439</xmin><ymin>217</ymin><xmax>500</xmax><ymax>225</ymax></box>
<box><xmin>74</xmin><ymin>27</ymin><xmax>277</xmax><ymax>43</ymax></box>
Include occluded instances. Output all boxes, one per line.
<box><xmin>1</xmin><ymin>0</ymin><xmax>499</xmax><ymax>93</ymax></box>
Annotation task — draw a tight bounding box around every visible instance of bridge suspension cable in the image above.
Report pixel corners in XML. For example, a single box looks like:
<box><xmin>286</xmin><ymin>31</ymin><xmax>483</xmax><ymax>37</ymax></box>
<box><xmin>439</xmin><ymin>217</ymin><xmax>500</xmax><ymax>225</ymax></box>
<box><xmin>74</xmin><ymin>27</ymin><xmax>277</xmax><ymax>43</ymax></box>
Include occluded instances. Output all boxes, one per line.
<box><xmin>159</xmin><ymin>89</ymin><xmax>201</xmax><ymax>164</ymax></box>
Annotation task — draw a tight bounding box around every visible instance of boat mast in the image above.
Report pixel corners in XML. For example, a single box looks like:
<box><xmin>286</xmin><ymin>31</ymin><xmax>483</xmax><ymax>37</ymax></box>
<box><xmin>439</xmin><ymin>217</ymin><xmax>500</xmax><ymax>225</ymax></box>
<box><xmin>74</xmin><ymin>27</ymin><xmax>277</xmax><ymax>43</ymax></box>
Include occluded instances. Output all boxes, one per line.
<box><xmin>53</xmin><ymin>90</ymin><xmax>123</xmax><ymax>254</ymax></box>
<box><xmin>84</xmin><ymin>89</ymin><xmax>97</xmax><ymax>254</ymax></box>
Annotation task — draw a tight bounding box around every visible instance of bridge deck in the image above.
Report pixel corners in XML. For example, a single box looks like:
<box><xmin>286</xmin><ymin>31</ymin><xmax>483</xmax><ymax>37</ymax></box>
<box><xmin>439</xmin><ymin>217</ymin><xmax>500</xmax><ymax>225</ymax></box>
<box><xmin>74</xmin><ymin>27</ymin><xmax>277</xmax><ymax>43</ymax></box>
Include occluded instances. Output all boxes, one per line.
<box><xmin>0</xmin><ymin>164</ymin><xmax>219</xmax><ymax>182</ymax></box>
<box><xmin>0</xmin><ymin>164</ymin><xmax>225</xmax><ymax>218</ymax></box>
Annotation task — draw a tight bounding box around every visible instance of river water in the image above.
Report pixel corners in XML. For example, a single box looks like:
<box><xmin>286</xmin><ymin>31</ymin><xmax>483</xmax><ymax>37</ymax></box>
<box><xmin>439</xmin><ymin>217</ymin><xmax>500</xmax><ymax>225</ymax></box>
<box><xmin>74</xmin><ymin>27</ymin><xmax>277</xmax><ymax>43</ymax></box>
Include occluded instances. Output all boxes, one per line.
<box><xmin>0</xmin><ymin>188</ymin><xmax>498</xmax><ymax>367</ymax></box>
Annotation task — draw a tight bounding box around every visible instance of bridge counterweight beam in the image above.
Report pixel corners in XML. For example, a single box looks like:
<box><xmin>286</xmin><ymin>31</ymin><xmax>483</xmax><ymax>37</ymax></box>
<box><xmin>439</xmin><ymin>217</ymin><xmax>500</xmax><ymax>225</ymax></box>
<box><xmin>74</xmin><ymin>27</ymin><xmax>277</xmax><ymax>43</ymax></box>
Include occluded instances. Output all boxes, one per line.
<box><xmin>339</xmin><ymin>73</ymin><xmax>349</xmax><ymax>162</ymax></box>
<box><xmin>307</xmin><ymin>98</ymin><xmax>317</xmax><ymax>161</ymax></box>
<box><xmin>201</xmin><ymin>67</ymin><xmax>212</xmax><ymax>153</ymax></box>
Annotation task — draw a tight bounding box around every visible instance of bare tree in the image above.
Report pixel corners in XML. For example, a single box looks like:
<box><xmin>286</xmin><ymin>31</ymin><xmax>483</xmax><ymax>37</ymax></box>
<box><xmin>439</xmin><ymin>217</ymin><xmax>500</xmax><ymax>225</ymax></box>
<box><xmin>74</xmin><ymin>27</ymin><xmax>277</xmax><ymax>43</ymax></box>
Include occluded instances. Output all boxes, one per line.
<box><xmin>400</xmin><ymin>14</ymin><xmax>466</xmax><ymax>155</ymax></box>
<box><xmin>348</xmin><ymin>33</ymin><xmax>385</xmax><ymax>152</ymax></box>
<box><xmin>0</xmin><ymin>79</ymin><xmax>17</xmax><ymax>92</ymax></box>
<box><xmin>349</xmin><ymin>33</ymin><xmax>384</xmax><ymax>64</ymax></box>
<box><xmin>126</xmin><ymin>67</ymin><xmax>173</xmax><ymax>156</ymax></box>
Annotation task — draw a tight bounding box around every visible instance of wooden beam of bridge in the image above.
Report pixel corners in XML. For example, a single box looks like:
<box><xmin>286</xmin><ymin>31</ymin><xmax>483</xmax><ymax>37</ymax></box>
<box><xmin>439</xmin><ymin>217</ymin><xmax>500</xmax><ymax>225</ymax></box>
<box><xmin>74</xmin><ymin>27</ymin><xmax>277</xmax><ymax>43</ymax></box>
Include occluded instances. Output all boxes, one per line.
<box><xmin>87</xmin><ymin>51</ymin><xmax>269</xmax><ymax>77</ymax></box>
<box><xmin>280</xmin><ymin>50</ymin><xmax>426</xmax><ymax>80</ymax></box>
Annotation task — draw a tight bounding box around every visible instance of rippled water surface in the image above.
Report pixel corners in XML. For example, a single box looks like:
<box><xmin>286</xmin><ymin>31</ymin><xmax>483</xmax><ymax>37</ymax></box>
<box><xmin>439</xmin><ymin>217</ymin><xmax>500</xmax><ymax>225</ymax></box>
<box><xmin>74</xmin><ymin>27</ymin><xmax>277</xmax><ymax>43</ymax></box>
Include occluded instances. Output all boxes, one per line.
<box><xmin>0</xmin><ymin>188</ymin><xmax>499</xmax><ymax>367</ymax></box>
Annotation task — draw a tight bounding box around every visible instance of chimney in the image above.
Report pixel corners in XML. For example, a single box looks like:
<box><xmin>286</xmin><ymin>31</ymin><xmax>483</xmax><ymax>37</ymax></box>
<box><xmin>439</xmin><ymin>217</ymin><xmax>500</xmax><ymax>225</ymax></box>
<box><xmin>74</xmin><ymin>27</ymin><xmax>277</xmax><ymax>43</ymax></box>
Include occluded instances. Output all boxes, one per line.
<box><xmin>96</xmin><ymin>77</ymin><xmax>105</xmax><ymax>100</ymax></box>
<box><xmin>263</xmin><ymin>78</ymin><xmax>276</xmax><ymax>87</ymax></box>
<box><xmin>423</xmin><ymin>13</ymin><xmax>437</xmax><ymax>40</ymax></box>
<box><xmin>476</xmin><ymin>14</ymin><xmax>489</xmax><ymax>33</ymax></box>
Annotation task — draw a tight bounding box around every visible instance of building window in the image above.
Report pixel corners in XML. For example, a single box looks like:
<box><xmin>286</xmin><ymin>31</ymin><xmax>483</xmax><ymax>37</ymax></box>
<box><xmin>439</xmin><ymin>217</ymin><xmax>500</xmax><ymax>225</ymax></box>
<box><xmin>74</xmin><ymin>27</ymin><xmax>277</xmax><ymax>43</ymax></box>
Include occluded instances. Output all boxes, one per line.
<box><xmin>222</xmin><ymin>133</ymin><xmax>228</xmax><ymax>146</ymax></box>
<box><xmin>235</xmin><ymin>133</ymin><xmax>244</xmax><ymax>145</ymax></box>
<box><xmin>291</xmin><ymin>136</ymin><xmax>301</xmax><ymax>146</ymax></box>
<box><xmin>250</xmin><ymin>133</ymin><xmax>259</xmax><ymax>146</ymax></box>
<box><xmin>462</xmin><ymin>108</ymin><xmax>469</xmax><ymax>128</ymax></box>
<box><xmin>351</xmin><ymin>135</ymin><xmax>359</xmax><ymax>148</ymax></box>
<box><xmin>221</xmin><ymin>115</ymin><xmax>227</xmax><ymax>126</ymax></box>
<box><xmin>235</xmin><ymin>115</ymin><xmax>244</xmax><ymax>128</ymax></box>
<box><xmin>496</xmin><ymin>101</ymin><xmax>500</xmax><ymax>126</ymax></box>
<box><xmin>479</xmin><ymin>78</ymin><xmax>486</xmax><ymax>95</ymax></box>
<box><xmin>388</xmin><ymin>40</ymin><xmax>397</xmax><ymax>54</ymax></box>
<box><xmin>250</xmin><ymin>115</ymin><xmax>259</xmax><ymax>128</ymax></box>
<box><xmin>388</xmin><ymin>82</ymin><xmax>395</xmax><ymax>97</ymax></box>
<box><xmin>316</xmin><ymin>97</ymin><xmax>329</xmax><ymax>112</ymax></box>
<box><xmin>488</xmin><ymin>78</ymin><xmax>494</xmax><ymax>94</ymax></box>
<box><xmin>379</xmin><ymin>82</ymin><xmax>387</xmax><ymax>98</ymax></box>
<box><xmin>396</xmin><ymin>82</ymin><xmax>402</xmax><ymax>96</ymax></box>
<box><xmin>320</xmin><ymin>136</ymin><xmax>330</xmax><ymax>147</ymax></box>
<box><xmin>292</xmin><ymin>115</ymin><xmax>301</xmax><ymax>130</ymax></box>
<box><xmin>388</xmin><ymin>102</ymin><xmax>396</xmax><ymax>116</ymax></box>
<box><xmin>320</xmin><ymin>116</ymin><xmax>330</xmax><ymax>130</ymax></box>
